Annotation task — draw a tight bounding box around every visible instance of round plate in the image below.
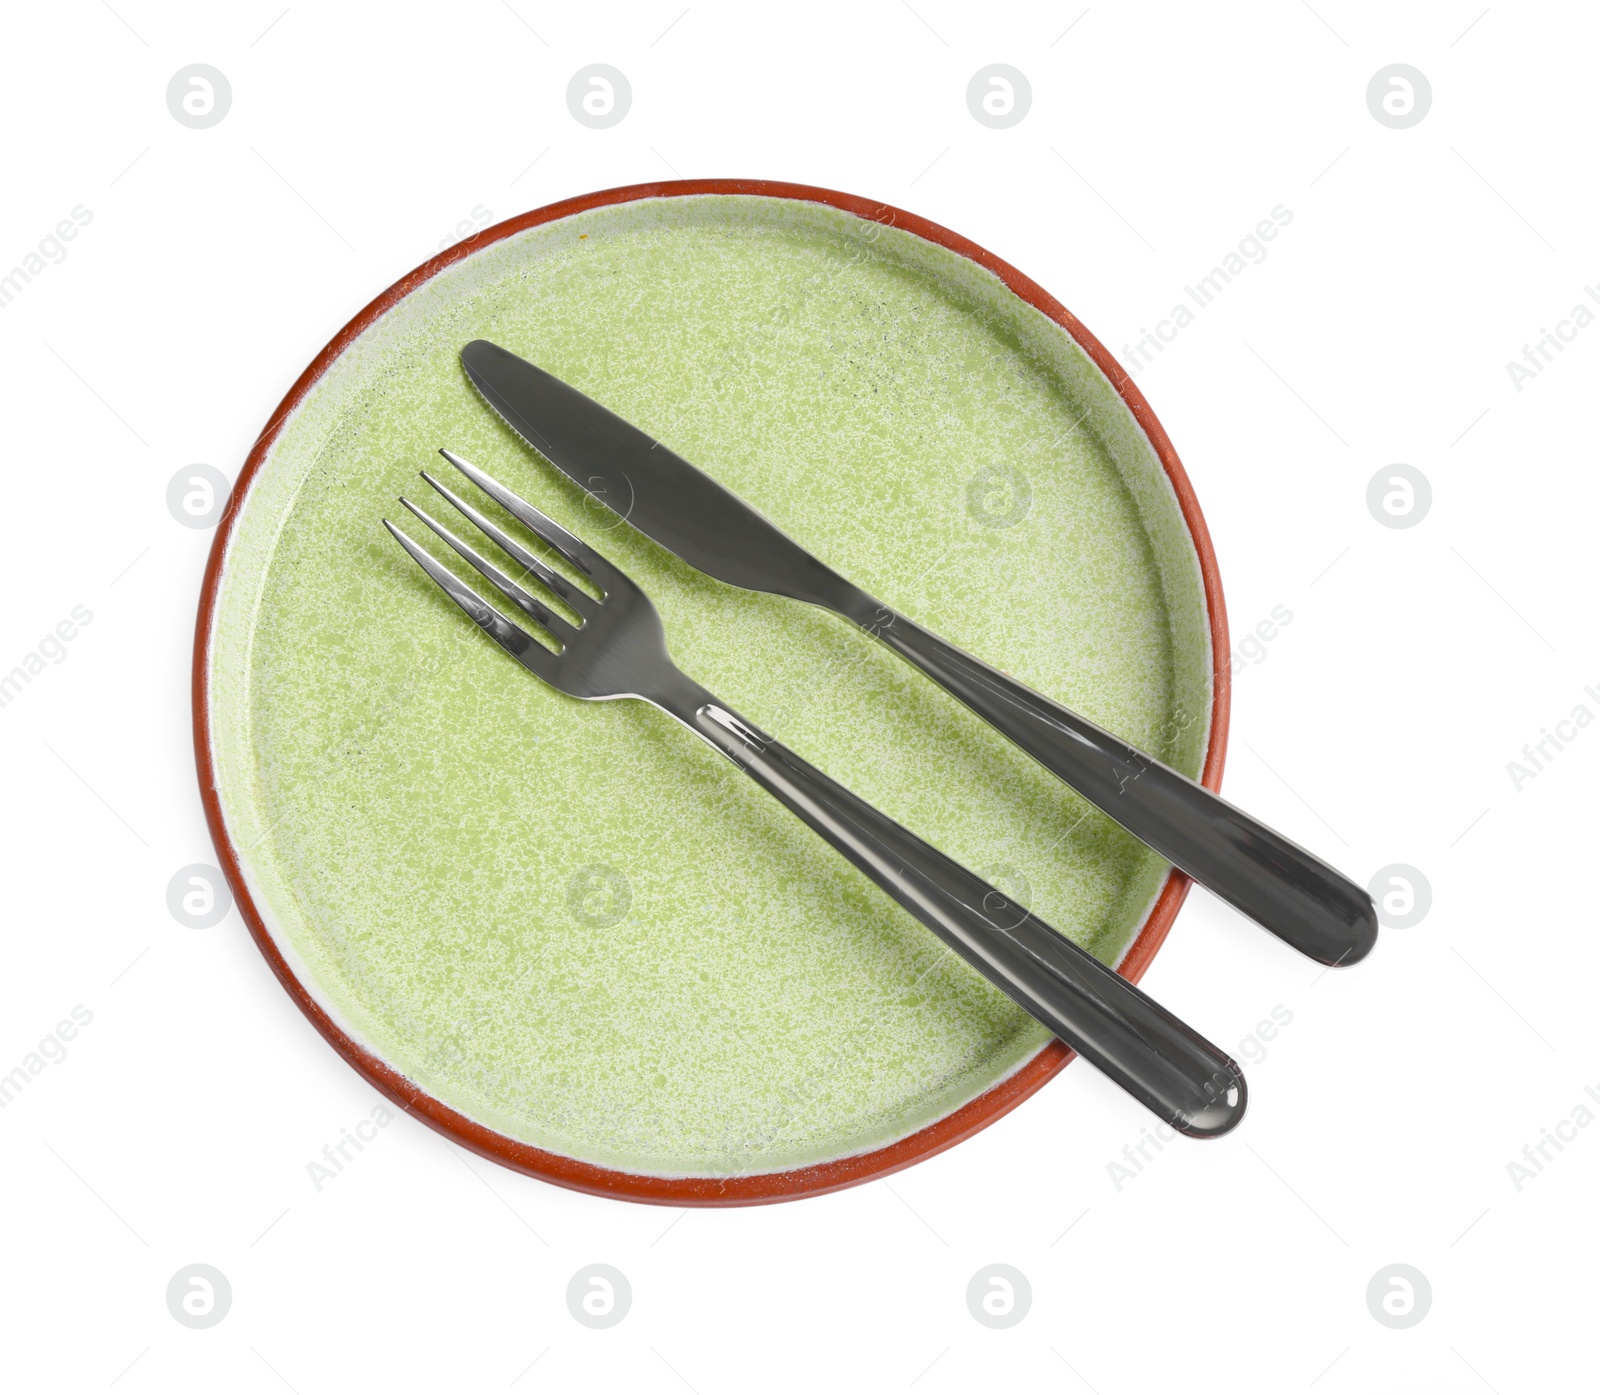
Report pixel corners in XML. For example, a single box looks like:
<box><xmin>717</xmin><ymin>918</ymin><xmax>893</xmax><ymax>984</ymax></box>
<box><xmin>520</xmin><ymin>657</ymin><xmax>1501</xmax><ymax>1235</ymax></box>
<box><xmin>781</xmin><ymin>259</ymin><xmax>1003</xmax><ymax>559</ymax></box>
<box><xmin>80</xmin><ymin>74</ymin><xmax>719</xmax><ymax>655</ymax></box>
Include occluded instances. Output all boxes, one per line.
<box><xmin>195</xmin><ymin>180</ymin><xmax>1230</xmax><ymax>1205</ymax></box>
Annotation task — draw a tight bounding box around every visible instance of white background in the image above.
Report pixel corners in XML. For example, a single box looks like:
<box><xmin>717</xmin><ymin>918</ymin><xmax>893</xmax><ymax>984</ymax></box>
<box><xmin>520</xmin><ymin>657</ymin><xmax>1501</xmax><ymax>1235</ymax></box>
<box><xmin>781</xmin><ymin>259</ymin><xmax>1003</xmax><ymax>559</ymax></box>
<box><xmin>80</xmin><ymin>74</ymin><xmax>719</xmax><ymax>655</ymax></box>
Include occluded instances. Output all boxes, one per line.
<box><xmin>2</xmin><ymin>1</ymin><xmax>1596</xmax><ymax>1390</ymax></box>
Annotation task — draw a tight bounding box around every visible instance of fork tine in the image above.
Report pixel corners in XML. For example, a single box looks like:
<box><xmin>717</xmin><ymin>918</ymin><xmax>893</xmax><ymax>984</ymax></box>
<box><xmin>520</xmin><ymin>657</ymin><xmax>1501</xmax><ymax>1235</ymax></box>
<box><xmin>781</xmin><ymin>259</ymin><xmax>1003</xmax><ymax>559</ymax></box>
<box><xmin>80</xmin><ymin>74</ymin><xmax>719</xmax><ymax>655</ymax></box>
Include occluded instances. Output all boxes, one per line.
<box><xmin>383</xmin><ymin>518</ymin><xmax>561</xmax><ymax>682</ymax></box>
<box><xmin>397</xmin><ymin>497</ymin><xmax>578</xmax><ymax>642</ymax></box>
<box><xmin>419</xmin><ymin>470</ymin><xmax>598</xmax><ymax>619</ymax></box>
<box><xmin>439</xmin><ymin>449</ymin><xmax>622</xmax><ymax>595</ymax></box>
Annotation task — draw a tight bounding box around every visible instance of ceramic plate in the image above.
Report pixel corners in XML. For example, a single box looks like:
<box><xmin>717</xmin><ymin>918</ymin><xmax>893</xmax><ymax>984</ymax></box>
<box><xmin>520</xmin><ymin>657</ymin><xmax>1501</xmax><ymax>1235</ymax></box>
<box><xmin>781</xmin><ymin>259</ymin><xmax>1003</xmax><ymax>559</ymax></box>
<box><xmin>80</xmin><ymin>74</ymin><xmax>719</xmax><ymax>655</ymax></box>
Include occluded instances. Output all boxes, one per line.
<box><xmin>196</xmin><ymin>180</ymin><xmax>1229</xmax><ymax>1204</ymax></box>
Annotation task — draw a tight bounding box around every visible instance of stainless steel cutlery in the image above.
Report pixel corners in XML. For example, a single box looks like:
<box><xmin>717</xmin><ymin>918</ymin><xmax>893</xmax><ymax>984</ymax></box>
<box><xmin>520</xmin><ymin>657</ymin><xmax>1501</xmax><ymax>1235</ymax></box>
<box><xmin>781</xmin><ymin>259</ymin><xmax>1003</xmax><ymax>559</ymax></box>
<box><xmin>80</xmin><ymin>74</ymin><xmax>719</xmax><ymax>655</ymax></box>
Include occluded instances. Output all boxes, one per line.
<box><xmin>458</xmin><ymin>339</ymin><xmax>1378</xmax><ymax>970</ymax></box>
<box><xmin>385</xmin><ymin>451</ymin><xmax>1247</xmax><ymax>1137</ymax></box>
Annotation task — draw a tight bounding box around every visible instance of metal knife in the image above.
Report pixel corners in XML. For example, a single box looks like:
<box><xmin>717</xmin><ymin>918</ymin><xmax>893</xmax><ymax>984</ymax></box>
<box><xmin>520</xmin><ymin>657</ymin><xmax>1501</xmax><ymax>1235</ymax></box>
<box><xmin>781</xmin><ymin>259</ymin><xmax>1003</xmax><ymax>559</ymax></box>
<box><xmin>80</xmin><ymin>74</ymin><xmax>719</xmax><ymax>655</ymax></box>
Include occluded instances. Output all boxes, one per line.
<box><xmin>460</xmin><ymin>339</ymin><xmax>1378</xmax><ymax>968</ymax></box>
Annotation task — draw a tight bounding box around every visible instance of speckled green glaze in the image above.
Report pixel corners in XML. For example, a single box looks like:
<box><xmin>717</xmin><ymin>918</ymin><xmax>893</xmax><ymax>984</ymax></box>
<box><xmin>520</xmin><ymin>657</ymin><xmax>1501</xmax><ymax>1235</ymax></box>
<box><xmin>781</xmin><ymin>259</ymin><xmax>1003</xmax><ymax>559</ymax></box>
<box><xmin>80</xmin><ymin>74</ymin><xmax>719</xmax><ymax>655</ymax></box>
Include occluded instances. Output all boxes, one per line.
<box><xmin>208</xmin><ymin>195</ymin><xmax>1213</xmax><ymax>1178</ymax></box>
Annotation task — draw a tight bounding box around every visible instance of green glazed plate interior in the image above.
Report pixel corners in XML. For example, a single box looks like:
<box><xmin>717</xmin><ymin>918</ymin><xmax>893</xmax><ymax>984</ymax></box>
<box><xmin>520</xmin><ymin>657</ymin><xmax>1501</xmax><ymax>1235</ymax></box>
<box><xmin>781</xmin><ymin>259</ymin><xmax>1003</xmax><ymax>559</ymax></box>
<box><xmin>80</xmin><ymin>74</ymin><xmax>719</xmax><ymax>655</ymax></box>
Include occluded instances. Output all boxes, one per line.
<box><xmin>208</xmin><ymin>193</ymin><xmax>1213</xmax><ymax>1179</ymax></box>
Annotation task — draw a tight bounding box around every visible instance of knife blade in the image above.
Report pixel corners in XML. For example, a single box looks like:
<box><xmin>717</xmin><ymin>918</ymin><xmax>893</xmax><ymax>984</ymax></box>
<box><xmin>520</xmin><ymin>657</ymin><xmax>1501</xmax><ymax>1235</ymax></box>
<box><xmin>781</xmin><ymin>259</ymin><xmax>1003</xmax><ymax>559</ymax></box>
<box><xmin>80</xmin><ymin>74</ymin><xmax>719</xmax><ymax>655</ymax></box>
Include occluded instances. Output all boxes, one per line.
<box><xmin>459</xmin><ymin>338</ymin><xmax>1379</xmax><ymax>968</ymax></box>
<box><xmin>460</xmin><ymin>340</ymin><xmax>860</xmax><ymax>613</ymax></box>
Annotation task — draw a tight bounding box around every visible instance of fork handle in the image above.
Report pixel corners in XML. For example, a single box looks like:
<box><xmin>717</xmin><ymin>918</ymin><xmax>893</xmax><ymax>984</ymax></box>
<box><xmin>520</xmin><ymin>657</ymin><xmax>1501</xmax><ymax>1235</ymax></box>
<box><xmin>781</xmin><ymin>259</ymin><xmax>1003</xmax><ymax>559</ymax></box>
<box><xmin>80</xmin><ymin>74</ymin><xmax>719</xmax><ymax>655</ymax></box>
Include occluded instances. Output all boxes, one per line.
<box><xmin>657</xmin><ymin>684</ymin><xmax>1246</xmax><ymax>1137</ymax></box>
<box><xmin>846</xmin><ymin>605</ymin><xmax>1378</xmax><ymax>968</ymax></box>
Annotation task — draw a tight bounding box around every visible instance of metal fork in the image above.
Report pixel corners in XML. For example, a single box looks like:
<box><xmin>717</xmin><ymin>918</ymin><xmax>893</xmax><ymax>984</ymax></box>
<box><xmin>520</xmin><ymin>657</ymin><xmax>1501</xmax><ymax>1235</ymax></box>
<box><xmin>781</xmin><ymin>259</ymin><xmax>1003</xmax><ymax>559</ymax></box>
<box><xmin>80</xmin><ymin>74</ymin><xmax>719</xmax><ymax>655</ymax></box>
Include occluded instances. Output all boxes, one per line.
<box><xmin>384</xmin><ymin>450</ymin><xmax>1248</xmax><ymax>1137</ymax></box>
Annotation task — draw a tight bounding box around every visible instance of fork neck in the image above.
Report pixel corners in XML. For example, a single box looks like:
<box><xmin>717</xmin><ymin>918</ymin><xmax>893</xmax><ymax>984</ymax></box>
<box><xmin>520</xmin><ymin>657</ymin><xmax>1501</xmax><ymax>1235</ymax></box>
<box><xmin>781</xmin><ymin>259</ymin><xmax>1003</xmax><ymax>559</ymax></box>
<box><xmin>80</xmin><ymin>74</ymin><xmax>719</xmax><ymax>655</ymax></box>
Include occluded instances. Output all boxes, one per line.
<box><xmin>635</xmin><ymin>661</ymin><xmax>711</xmax><ymax>720</ymax></box>
<box><xmin>640</xmin><ymin>667</ymin><xmax>778</xmax><ymax>769</ymax></box>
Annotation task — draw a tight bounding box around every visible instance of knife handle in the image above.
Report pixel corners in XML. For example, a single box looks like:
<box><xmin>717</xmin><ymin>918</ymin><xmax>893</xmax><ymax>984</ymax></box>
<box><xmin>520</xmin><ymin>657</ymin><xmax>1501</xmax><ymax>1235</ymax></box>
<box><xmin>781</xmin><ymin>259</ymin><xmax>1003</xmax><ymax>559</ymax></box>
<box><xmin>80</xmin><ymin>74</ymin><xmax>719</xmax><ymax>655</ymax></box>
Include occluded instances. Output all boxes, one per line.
<box><xmin>853</xmin><ymin>608</ymin><xmax>1377</xmax><ymax>968</ymax></box>
<box><xmin>663</xmin><ymin>690</ymin><xmax>1245</xmax><ymax>1138</ymax></box>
